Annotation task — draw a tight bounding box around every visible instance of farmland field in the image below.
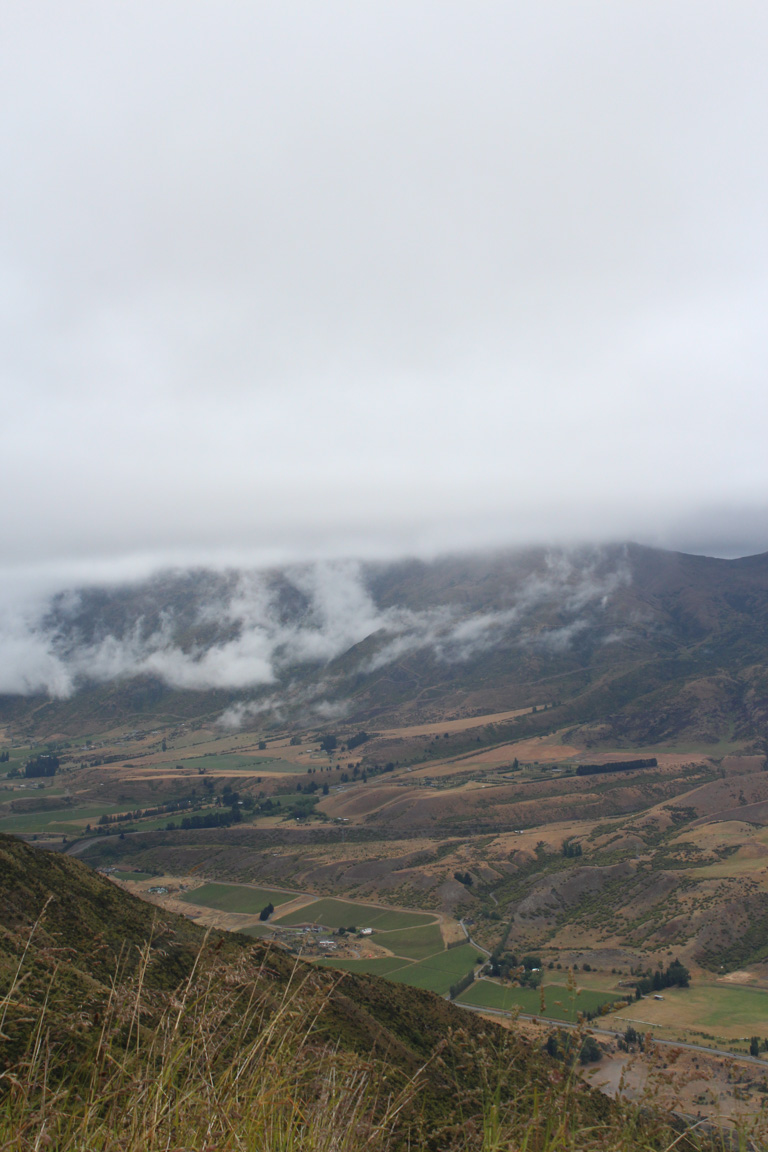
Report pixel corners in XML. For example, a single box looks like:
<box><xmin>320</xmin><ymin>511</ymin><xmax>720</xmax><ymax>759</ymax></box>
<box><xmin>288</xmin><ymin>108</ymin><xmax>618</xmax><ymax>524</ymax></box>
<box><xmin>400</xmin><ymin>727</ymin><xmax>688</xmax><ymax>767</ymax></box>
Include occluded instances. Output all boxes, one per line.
<box><xmin>273</xmin><ymin>897</ymin><xmax>435</xmax><ymax>931</ymax></box>
<box><xmin>371</xmin><ymin>923</ymin><xmax>446</xmax><ymax>959</ymax></box>
<box><xmin>608</xmin><ymin>983</ymin><xmax>768</xmax><ymax>1038</ymax></box>
<box><xmin>316</xmin><ymin>956</ymin><xmax>410</xmax><ymax>976</ymax></box>
<box><xmin>238</xmin><ymin>923</ymin><xmax>274</xmax><ymax>938</ymax></box>
<box><xmin>385</xmin><ymin>943</ymin><xmax>480</xmax><ymax>994</ymax></box>
<box><xmin>180</xmin><ymin>882</ymin><xmax>298</xmax><ymax>914</ymax></box>
<box><xmin>457</xmin><ymin>979</ymin><xmax>621</xmax><ymax>1022</ymax></box>
<box><xmin>162</xmin><ymin>754</ymin><xmax>299</xmax><ymax>774</ymax></box>
<box><xmin>0</xmin><ymin>803</ymin><xmax>130</xmax><ymax>835</ymax></box>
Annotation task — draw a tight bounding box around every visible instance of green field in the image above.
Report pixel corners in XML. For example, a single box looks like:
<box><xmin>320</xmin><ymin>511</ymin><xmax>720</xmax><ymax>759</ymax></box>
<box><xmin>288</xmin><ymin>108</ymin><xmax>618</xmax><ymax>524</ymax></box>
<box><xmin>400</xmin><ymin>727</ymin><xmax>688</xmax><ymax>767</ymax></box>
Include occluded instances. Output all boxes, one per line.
<box><xmin>273</xmin><ymin>898</ymin><xmax>435</xmax><ymax>932</ymax></box>
<box><xmin>457</xmin><ymin>980</ymin><xmax>621</xmax><ymax>1022</ymax></box>
<box><xmin>610</xmin><ymin>982</ymin><xmax>768</xmax><ymax>1035</ymax></box>
<box><xmin>318</xmin><ymin>942</ymin><xmax>479</xmax><ymax>995</ymax></box>
<box><xmin>316</xmin><ymin>956</ymin><xmax>410</xmax><ymax>976</ymax></box>
<box><xmin>238</xmin><ymin>923</ymin><xmax>275</xmax><ymax>939</ymax></box>
<box><xmin>112</xmin><ymin>870</ymin><xmax>155</xmax><ymax>881</ymax></box>
<box><xmin>371</xmin><ymin>923</ymin><xmax>445</xmax><ymax>960</ymax></box>
<box><xmin>0</xmin><ymin>802</ymin><xmax>131</xmax><ymax>835</ymax></box>
<box><xmin>386</xmin><ymin>944</ymin><xmax>480</xmax><ymax>994</ymax></box>
<box><xmin>179</xmin><ymin>883</ymin><xmax>298</xmax><ymax>915</ymax></box>
<box><xmin>168</xmin><ymin>754</ymin><xmax>297</xmax><ymax>773</ymax></box>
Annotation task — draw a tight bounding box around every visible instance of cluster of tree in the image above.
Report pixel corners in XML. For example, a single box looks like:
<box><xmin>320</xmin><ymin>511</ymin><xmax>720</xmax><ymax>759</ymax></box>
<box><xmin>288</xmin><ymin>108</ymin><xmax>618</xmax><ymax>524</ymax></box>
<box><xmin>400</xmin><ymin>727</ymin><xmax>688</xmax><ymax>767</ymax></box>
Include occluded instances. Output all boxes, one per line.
<box><xmin>98</xmin><ymin>797</ymin><xmax>197</xmax><ymax>825</ymax></box>
<box><xmin>259</xmin><ymin>902</ymin><xmax>274</xmax><ymax>921</ymax></box>
<box><xmin>633</xmin><ymin>958</ymin><xmax>690</xmax><ymax>996</ymax></box>
<box><xmin>167</xmin><ymin>809</ymin><xmax>241</xmax><ymax>831</ymax></box>
<box><xmin>487</xmin><ymin>952</ymin><xmax>542</xmax><ymax>985</ymax></box>
<box><xmin>24</xmin><ymin>755</ymin><xmax>59</xmax><ymax>778</ymax></box>
<box><xmin>283</xmin><ymin>797</ymin><xmax>319</xmax><ymax>820</ymax></box>
<box><xmin>576</xmin><ymin>758</ymin><xmax>657</xmax><ymax>777</ymax></box>
<box><xmin>448</xmin><ymin>968</ymin><xmax>475</xmax><ymax>1000</ymax></box>
<box><xmin>545</xmin><ymin>1030</ymin><xmax>602</xmax><ymax>1065</ymax></box>
<box><xmin>561</xmin><ymin>839</ymin><xmax>583</xmax><ymax>858</ymax></box>
<box><xmin>453</xmin><ymin>871</ymin><xmax>473</xmax><ymax>886</ymax></box>
<box><xmin>222</xmin><ymin>785</ymin><xmax>255</xmax><ymax>810</ymax></box>
<box><xmin>336</xmin><ymin>926</ymin><xmax>358</xmax><ymax>936</ymax></box>
<box><xmin>319</xmin><ymin>734</ymin><xmax>338</xmax><ymax>754</ymax></box>
<box><xmin>488</xmin><ymin>951</ymin><xmax>517</xmax><ymax>980</ymax></box>
<box><xmin>0</xmin><ymin>750</ymin><xmax>10</xmax><ymax>763</ymax></box>
<box><xmin>346</xmin><ymin>731</ymin><xmax>370</xmax><ymax>750</ymax></box>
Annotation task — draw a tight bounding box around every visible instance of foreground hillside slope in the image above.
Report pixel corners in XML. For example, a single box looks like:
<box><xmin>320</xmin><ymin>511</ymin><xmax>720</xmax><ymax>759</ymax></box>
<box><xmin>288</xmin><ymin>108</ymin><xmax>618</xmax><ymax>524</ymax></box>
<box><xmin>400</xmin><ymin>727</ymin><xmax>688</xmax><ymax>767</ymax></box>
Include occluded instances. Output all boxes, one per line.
<box><xmin>4</xmin><ymin>543</ymin><xmax>768</xmax><ymax>746</ymax></box>
<box><xmin>0</xmin><ymin>834</ymin><xmax>716</xmax><ymax>1152</ymax></box>
<box><xmin>0</xmin><ymin>834</ymin><xmax>611</xmax><ymax>1150</ymax></box>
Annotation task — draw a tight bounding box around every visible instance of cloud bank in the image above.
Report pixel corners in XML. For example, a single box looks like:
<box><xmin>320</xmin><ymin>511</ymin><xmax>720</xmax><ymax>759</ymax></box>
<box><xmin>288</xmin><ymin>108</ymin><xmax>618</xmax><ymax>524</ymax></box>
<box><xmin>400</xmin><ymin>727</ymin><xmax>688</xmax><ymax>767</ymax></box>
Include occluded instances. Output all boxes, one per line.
<box><xmin>1</xmin><ymin>2</ymin><xmax>768</xmax><ymax>569</ymax></box>
<box><xmin>0</xmin><ymin>553</ymin><xmax>630</xmax><ymax>707</ymax></box>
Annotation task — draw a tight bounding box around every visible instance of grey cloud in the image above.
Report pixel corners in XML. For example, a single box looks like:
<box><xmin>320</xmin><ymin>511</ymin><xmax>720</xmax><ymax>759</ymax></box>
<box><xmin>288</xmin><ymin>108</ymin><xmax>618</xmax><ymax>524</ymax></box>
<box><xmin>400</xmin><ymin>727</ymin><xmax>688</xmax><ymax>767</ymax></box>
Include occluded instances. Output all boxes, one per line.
<box><xmin>0</xmin><ymin>551</ymin><xmax>631</xmax><ymax>701</ymax></box>
<box><xmin>0</xmin><ymin>2</ymin><xmax>767</xmax><ymax>571</ymax></box>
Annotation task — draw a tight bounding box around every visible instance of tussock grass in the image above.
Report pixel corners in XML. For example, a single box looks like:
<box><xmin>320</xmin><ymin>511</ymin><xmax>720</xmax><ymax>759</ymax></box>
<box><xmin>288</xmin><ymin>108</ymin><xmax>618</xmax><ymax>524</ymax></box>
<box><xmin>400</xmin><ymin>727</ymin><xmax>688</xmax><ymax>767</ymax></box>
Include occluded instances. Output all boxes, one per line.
<box><xmin>1</xmin><ymin>932</ymin><xmax>418</xmax><ymax>1152</ymax></box>
<box><xmin>1</xmin><ymin>915</ymin><xmax>765</xmax><ymax>1152</ymax></box>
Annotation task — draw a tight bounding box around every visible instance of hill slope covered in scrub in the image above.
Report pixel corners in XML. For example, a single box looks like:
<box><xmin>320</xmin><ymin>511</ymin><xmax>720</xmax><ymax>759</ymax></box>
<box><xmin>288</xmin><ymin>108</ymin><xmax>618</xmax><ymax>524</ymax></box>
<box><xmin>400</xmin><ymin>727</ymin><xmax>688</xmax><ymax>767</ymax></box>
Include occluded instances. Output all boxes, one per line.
<box><xmin>0</xmin><ymin>833</ymin><xmax>710</xmax><ymax>1152</ymax></box>
<box><xmin>5</xmin><ymin>543</ymin><xmax>768</xmax><ymax>748</ymax></box>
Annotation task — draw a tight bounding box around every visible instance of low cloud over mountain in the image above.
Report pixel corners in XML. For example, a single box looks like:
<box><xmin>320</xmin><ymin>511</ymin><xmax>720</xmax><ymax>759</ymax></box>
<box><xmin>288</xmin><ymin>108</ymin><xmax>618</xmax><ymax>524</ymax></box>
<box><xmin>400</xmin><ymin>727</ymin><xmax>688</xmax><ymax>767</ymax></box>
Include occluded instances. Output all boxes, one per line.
<box><xmin>0</xmin><ymin>548</ymin><xmax>631</xmax><ymax>705</ymax></box>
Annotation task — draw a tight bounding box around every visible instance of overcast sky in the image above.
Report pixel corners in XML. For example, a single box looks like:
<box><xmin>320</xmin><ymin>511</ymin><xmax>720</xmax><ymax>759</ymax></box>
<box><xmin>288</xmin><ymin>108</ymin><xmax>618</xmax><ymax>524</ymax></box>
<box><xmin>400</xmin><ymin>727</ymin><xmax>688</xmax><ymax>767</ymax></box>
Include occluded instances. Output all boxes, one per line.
<box><xmin>3</xmin><ymin>0</ymin><xmax>768</xmax><ymax>587</ymax></box>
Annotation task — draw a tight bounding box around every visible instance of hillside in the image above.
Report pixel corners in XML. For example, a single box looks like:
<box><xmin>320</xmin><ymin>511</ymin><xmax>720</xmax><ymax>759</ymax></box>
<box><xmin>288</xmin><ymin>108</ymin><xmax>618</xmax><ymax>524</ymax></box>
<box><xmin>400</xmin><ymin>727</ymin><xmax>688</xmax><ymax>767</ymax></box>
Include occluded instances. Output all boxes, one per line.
<box><xmin>4</xmin><ymin>543</ymin><xmax>768</xmax><ymax>748</ymax></box>
<box><xmin>9</xmin><ymin>835</ymin><xmax>719</xmax><ymax>1152</ymax></box>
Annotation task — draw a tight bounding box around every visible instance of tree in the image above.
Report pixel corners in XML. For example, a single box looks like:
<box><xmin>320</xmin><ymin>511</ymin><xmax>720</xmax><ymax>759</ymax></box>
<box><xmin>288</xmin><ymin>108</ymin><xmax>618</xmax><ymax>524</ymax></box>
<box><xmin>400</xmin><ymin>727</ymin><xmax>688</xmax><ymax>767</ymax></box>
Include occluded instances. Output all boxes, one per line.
<box><xmin>750</xmin><ymin>1036</ymin><xmax>760</xmax><ymax>1057</ymax></box>
<box><xmin>24</xmin><ymin>755</ymin><xmax>59</xmax><ymax>778</ymax></box>
<box><xmin>579</xmin><ymin>1036</ymin><xmax>602</xmax><ymax>1064</ymax></box>
<box><xmin>259</xmin><ymin>902</ymin><xmax>274</xmax><ymax>921</ymax></box>
<box><xmin>258</xmin><ymin>741</ymin><xmax>267</xmax><ymax>750</ymax></box>
<box><xmin>320</xmin><ymin>734</ymin><xmax>338</xmax><ymax>755</ymax></box>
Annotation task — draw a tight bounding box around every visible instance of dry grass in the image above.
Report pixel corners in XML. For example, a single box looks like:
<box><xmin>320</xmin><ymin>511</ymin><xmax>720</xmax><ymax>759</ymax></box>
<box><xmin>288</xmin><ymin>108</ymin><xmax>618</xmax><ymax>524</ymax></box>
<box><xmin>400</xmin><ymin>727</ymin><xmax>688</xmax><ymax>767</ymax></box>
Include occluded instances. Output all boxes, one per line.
<box><xmin>2</xmin><ymin>915</ymin><xmax>767</xmax><ymax>1152</ymax></box>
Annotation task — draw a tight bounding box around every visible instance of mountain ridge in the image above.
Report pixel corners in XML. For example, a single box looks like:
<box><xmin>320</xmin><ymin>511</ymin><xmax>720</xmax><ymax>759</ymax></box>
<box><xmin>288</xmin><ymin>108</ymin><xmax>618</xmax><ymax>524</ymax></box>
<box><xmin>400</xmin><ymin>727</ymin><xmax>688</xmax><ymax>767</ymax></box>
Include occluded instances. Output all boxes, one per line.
<box><xmin>3</xmin><ymin>543</ymin><xmax>768</xmax><ymax>745</ymax></box>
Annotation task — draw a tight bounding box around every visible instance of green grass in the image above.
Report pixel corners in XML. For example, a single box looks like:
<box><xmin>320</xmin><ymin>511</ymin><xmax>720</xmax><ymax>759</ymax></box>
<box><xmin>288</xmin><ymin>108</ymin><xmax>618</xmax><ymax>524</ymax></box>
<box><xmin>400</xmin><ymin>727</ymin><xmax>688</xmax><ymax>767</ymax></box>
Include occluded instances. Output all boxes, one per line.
<box><xmin>0</xmin><ymin>803</ymin><xmax>132</xmax><ymax>835</ymax></box>
<box><xmin>273</xmin><ymin>898</ymin><xmax>435</xmax><ymax>931</ymax></box>
<box><xmin>237</xmin><ymin>923</ymin><xmax>275</xmax><ymax>939</ymax></box>
<box><xmin>315</xmin><ymin>957</ymin><xmax>411</xmax><ymax>976</ymax></box>
<box><xmin>166</xmin><ymin>754</ymin><xmax>298</xmax><ymax>773</ymax></box>
<box><xmin>384</xmin><ymin>944</ymin><xmax>480</xmax><ymax>995</ymax></box>
<box><xmin>457</xmin><ymin>980</ymin><xmax>620</xmax><ymax>1022</ymax></box>
<box><xmin>179</xmin><ymin>883</ymin><xmax>297</xmax><ymax>915</ymax></box>
<box><xmin>112</xmin><ymin>870</ymin><xmax>155</xmax><ymax>881</ymax></box>
<box><xmin>610</xmin><ymin>983</ymin><xmax>768</xmax><ymax>1034</ymax></box>
<box><xmin>371</xmin><ymin>923</ymin><xmax>445</xmax><ymax>960</ymax></box>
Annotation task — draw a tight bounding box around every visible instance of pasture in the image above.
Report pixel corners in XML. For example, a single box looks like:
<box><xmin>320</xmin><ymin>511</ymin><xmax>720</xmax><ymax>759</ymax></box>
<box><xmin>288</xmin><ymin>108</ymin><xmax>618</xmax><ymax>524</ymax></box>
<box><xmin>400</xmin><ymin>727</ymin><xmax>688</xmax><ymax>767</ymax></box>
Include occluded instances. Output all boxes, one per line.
<box><xmin>457</xmin><ymin>980</ymin><xmax>620</xmax><ymax>1022</ymax></box>
<box><xmin>152</xmin><ymin>754</ymin><xmax>294</xmax><ymax>774</ymax></box>
<box><xmin>385</xmin><ymin>943</ymin><xmax>480</xmax><ymax>994</ymax></box>
<box><xmin>0</xmin><ymin>802</ymin><xmax>131</xmax><ymax>835</ymax></box>
<box><xmin>273</xmin><ymin>897</ymin><xmax>435</xmax><ymax>931</ymax></box>
<box><xmin>316</xmin><ymin>957</ymin><xmax>410</xmax><ymax>977</ymax></box>
<box><xmin>180</xmin><ymin>882</ymin><xmax>298</xmax><ymax>915</ymax></box>
<box><xmin>371</xmin><ymin>922</ymin><xmax>445</xmax><ymax>960</ymax></box>
<box><xmin>379</xmin><ymin>707</ymin><xmax>548</xmax><ymax>740</ymax></box>
<box><xmin>608</xmin><ymin>983</ymin><xmax>768</xmax><ymax>1040</ymax></box>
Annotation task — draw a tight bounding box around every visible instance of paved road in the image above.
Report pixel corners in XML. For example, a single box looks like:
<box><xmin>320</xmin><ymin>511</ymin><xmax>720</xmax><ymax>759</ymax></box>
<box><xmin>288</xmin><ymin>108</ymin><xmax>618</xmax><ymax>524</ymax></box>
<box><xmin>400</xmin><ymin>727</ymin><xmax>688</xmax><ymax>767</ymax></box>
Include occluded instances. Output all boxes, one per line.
<box><xmin>454</xmin><ymin>1000</ymin><xmax>768</xmax><ymax>1067</ymax></box>
<box><xmin>458</xmin><ymin>918</ymin><xmax>491</xmax><ymax>957</ymax></box>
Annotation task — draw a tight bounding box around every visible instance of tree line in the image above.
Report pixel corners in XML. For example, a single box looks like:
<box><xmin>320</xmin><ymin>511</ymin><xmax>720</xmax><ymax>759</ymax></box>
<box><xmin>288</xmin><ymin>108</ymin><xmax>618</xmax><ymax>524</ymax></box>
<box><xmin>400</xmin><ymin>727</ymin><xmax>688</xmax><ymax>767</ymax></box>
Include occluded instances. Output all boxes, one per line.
<box><xmin>576</xmin><ymin>758</ymin><xmax>657</xmax><ymax>777</ymax></box>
